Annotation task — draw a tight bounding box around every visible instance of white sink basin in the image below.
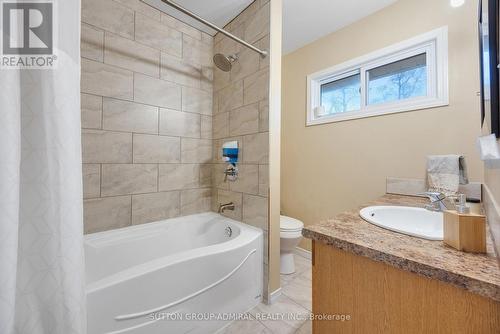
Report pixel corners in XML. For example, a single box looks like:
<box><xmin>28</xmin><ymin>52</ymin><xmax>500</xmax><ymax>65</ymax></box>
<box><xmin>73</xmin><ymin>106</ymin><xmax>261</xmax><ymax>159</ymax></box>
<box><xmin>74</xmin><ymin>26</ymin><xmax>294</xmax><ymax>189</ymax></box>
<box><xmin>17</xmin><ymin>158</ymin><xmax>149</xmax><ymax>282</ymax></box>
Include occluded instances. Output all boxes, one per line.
<box><xmin>359</xmin><ymin>206</ymin><xmax>443</xmax><ymax>240</ymax></box>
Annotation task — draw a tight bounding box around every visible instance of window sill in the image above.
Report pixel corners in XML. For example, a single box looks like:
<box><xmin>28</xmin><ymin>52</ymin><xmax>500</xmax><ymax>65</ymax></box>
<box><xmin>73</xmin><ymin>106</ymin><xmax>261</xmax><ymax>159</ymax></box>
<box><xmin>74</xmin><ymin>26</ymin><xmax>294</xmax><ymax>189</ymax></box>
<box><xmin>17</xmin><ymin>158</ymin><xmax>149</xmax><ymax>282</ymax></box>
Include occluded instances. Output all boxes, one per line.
<box><xmin>306</xmin><ymin>97</ymin><xmax>449</xmax><ymax>126</ymax></box>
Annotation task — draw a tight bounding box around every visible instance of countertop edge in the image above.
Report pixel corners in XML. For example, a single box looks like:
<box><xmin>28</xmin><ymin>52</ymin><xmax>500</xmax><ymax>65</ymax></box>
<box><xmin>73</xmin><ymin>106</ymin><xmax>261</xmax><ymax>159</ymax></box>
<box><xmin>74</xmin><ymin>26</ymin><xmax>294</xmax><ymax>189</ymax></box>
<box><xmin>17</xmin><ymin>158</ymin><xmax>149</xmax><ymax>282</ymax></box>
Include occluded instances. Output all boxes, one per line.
<box><xmin>303</xmin><ymin>228</ymin><xmax>500</xmax><ymax>303</ymax></box>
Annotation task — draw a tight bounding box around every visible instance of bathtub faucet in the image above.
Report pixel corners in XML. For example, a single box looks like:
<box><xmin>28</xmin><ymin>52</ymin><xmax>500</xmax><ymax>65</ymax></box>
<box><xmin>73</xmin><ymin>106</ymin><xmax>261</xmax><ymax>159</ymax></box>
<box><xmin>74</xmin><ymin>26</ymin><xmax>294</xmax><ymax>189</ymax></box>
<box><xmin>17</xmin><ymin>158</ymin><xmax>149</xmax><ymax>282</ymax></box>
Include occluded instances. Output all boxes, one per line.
<box><xmin>218</xmin><ymin>202</ymin><xmax>235</xmax><ymax>214</ymax></box>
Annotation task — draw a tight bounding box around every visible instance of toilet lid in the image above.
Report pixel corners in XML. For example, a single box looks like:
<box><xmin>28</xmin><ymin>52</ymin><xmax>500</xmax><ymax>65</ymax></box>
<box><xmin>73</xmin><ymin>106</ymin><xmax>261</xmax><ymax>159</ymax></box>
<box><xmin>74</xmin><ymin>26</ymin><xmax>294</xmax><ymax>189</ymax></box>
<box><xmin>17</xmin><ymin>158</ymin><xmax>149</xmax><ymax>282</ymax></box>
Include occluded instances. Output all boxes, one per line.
<box><xmin>280</xmin><ymin>215</ymin><xmax>304</xmax><ymax>231</ymax></box>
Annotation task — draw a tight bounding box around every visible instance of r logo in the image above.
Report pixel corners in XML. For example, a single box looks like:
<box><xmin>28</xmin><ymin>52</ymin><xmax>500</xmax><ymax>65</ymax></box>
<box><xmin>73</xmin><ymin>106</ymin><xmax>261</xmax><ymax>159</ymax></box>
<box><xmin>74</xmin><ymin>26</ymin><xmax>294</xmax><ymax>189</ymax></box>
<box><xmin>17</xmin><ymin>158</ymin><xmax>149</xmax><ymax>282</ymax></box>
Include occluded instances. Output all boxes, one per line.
<box><xmin>2</xmin><ymin>1</ymin><xmax>53</xmax><ymax>55</ymax></box>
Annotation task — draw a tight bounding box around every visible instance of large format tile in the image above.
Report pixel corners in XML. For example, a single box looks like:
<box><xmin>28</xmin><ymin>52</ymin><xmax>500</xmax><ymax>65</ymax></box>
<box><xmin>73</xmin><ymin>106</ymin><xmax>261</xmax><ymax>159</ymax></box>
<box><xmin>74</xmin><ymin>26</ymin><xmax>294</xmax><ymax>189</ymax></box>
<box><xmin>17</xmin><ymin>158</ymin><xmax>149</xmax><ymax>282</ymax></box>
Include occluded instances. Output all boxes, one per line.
<box><xmin>135</xmin><ymin>13</ymin><xmax>182</xmax><ymax>57</ymax></box>
<box><xmin>133</xmin><ymin>134</ymin><xmax>180</xmax><ymax>163</ymax></box>
<box><xmin>82</xmin><ymin>0</ymin><xmax>134</xmax><ymax>39</ymax></box>
<box><xmin>182</xmin><ymin>86</ymin><xmax>212</xmax><ymax>115</ymax></box>
<box><xmin>229</xmin><ymin>103</ymin><xmax>259</xmax><ymax>136</ymax></box>
<box><xmin>181</xmin><ymin>138</ymin><xmax>212</xmax><ymax>163</ymax></box>
<box><xmin>104</xmin><ymin>32</ymin><xmax>160</xmax><ymax>77</ymax></box>
<box><xmin>249</xmin><ymin>295</ymin><xmax>309</xmax><ymax>334</ymax></box>
<box><xmin>180</xmin><ymin>188</ymin><xmax>211</xmax><ymax>215</ymax></box>
<box><xmin>182</xmin><ymin>34</ymin><xmax>212</xmax><ymax>67</ymax></box>
<box><xmin>101</xmin><ymin>164</ymin><xmax>158</xmax><ymax>196</ymax></box>
<box><xmin>243</xmin><ymin>132</ymin><xmax>268</xmax><ymax>164</ymax></box>
<box><xmin>134</xmin><ymin>73</ymin><xmax>182</xmax><ymax>110</ymax></box>
<box><xmin>244</xmin><ymin>2</ymin><xmax>270</xmax><ymax>44</ymax></box>
<box><xmin>114</xmin><ymin>0</ymin><xmax>161</xmax><ymax>20</ymax></box>
<box><xmin>81</xmin><ymin>23</ymin><xmax>104</xmax><ymax>62</ymax></box>
<box><xmin>243</xmin><ymin>69</ymin><xmax>269</xmax><ymax>105</ymax></box>
<box><xmin>281</xmin><ymin>255</ymin><xmax>312</xmax><ymax>286</ymax></box>
<box><xmin>258</xmin><ymin>165</ymin><xmax>269</xmax><ymax>197</ymax></box>
<box><xmin>231</xmin><ymin>48</ymin><xmax>260</xmax><ymax>82</ymax></box>
<box><xmin>159</xmin><ymin>108</ymin><xmax>200</xmax><ymax>138</ymax></box>
<box><xmin>81</xmin><ymin>93</ymin><xmax>102</xmax><ymax>129</ymax></box>
<box><xmin>218</xmin><ymin>315</ymin><xmax>271</xmax><ymax>334</ymax></box>
<box><xmin>102</xmin><ymin>98</ymin><xmax>158</xmax><ymax>134</ymax></box>
<box><xmin>217</xmin><ymin>190</ymin><xmax>243</xmax><ymax>221</ymax></box>
<box><xmin>158</xmin><ymin>164</ymin><xmax>199</xmax><ymax>191</ymax></box>
<box><xmin>83</xmin><ymin>164</ymin><xmax>100</xmax><ymax>199</ymax></box>
<box><xmin>230</xmin><ymin>164</ymin><xmax>258</xmax><ymax>194</ymax></box>
<box><xmin>213</xmin><ymin>112</ymin><xmax>229</xmax><ymax>139</ymax></box>
<box><xmin>82</xmin><ymin>130</ymin><xmax>132</xmax><ymax>163</ymax></box>
<box><xmin>132</xmin><ymin>191</ymin><xmax>180</xmax><ymax>225</ymax></box>
<box><xmin>217</xmin><ymin>80</ymin><xmax>244</xmax><ymax>114</ymax></box>
<box><xmin>259</xmin><ymin>99</ymin><xmax>269</xmax><ymax>132</ymax></box>
<box><xmin>242</xmin><ymin>194</ymin><xmax>268</xmax><ymax>230</ymax></box>
<box><xmin>200</xmin><ymin>115</ymin><xmax>212</xmax><ymax>139</ymax></box>
<box><xmin>161</xmin><ymin>13</ymin><xmax>202</xmax><ymax>41</ymax></box>
<box><xmin>295</xmin><ymin>320</ymin><xmax>312</xmax><ymax>334</ymax></box>
<box><xmin>84</xmin><ymin>195</ymin><xmax>131</xmax><ymax>233</ymax></box>
<box><xmin>160</xmin><ymin>52</ymin><xmax>201</xmax><ymax>88</ymax></box>
<box><xmin>282</xmin><ymin>274</ymin><xmax>312</xmax><ymax>311</ymax></box>
<box><xmin>81</xmin><ymin>58</ymin><xmax>134</xmax><ymax>100</ymax></box>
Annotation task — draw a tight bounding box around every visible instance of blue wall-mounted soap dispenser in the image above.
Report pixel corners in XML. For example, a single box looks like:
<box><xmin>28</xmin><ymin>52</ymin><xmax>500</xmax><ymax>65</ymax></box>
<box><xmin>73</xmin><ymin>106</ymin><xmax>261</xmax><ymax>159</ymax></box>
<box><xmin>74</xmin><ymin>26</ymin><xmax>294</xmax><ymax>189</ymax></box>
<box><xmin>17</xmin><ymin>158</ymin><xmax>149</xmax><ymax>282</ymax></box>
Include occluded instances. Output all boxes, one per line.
<box><xmin>222</xmin><ymin>141</ymin><xmax>238</xmax><ymax>181</ymax></box>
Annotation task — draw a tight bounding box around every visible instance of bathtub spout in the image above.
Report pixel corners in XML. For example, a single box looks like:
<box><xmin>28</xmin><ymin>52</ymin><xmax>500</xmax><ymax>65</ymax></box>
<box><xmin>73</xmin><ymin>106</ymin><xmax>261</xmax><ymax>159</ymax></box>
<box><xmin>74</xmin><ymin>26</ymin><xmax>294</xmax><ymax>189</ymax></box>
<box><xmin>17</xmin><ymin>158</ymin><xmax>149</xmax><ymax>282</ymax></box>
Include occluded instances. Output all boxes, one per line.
<box><xmin>218</xmin><ymin>202</ymin><xmax>235</xmax><ymax>214</ymax></box>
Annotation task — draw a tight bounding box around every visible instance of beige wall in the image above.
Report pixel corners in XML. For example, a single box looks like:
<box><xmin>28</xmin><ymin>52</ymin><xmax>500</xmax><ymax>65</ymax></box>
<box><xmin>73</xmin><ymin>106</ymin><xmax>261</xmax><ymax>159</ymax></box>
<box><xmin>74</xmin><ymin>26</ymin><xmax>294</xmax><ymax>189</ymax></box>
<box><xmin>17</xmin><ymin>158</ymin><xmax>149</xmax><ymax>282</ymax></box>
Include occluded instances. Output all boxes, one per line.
<box><xmin>211</xmin><ymin>0</ymin><xmax>271</xmax><ymax>297</ymax></box>
<box><xmin>281</xmin><ymin>0</ymin><xmax>484</xmax><ymax>250</ymax></box>
<box><xmin>81</xmin><ymin>0</ymin><xmax>214</xmax><ymax>233</ymax></box>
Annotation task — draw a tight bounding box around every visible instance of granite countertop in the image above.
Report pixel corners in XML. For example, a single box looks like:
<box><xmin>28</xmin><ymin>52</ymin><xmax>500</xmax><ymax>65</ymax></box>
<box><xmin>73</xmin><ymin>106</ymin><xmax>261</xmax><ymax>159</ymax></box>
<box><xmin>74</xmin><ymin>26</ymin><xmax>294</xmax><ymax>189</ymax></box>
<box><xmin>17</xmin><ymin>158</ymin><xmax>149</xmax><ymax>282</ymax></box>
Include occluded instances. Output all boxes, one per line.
<box><xmin>302</xmin><ymin>194</ymin><xmax>500</xmax><ymax>302</ymax></box>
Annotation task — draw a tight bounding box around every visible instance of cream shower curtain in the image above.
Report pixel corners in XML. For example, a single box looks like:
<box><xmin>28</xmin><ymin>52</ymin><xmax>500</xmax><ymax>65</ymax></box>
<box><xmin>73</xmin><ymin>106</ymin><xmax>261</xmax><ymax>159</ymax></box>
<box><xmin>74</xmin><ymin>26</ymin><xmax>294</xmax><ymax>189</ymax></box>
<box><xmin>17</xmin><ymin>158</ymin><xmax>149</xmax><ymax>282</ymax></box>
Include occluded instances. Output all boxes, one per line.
<box><xmin>0</xmin><ymin>1</ymin><xmax>86</xmax><ymax>333</ymax></box>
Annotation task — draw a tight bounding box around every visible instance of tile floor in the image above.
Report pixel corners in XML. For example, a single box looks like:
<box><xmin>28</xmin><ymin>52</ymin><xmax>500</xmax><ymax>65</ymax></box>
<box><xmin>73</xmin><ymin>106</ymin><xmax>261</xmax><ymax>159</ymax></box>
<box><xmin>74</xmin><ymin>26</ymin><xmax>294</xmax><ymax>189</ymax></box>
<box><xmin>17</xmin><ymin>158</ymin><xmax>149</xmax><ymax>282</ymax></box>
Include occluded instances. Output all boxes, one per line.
<box><xmin>219</xmin><ymin>255</ymin><xmax>312</xmax><ymax>334</ymax></box>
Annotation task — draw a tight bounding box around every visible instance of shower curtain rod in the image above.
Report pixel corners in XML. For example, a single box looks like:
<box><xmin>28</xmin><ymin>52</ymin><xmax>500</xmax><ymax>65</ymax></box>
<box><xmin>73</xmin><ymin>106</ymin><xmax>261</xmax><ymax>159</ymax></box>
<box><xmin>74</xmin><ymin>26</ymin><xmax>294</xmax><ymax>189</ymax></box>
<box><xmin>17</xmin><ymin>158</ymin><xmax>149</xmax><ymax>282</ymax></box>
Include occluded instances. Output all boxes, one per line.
<box><xmin>152</xmin><ymin>0</ymin><xmax>268</xmax><ymax>58</ymax></box>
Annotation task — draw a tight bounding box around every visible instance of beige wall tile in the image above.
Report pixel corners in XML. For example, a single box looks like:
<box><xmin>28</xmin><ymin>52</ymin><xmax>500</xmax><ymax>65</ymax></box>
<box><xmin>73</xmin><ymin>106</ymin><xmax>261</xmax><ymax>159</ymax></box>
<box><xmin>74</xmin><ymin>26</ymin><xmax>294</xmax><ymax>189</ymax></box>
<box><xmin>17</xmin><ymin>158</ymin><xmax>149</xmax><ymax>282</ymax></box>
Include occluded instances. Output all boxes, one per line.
<box><xmin>182</xmin><ymin>34</ymin><xmax>212</xmax><ymax>67</ymax></box>
<box><xmin>81</xmin><ymin>23</ymin><xmax>104</xmax><ymax>62</ymax></box>
<box><xmin>160</xmin><ymin>52</ymin><xmax>201</xmax><ymax>88</ymax></box>
<box><xmin>244</xmin><ymin>2</ymin><xmax>270</xmax><ymax>44</ymax></box>
<box><xmin>243</xmin><ymin>132</ymin><xmax>269</xmax><ymax>164</ymax></box>
<box><xmin>104</xmin><ymin>33</ymin><xmax>160</xmax><ymax>77</ymax></box>
<box><xmin>213</xmin><ymin>66</ymin><xmax>231</xmax><ymax>92</ymax></box>
<box><xmin>159</xmin><ymin>109</ymin><xmax>200</xmax><ymax>138</ymax></box>
<box><xmin>81</xmin><ymin>93</ymin><xmax>102</xmax><ymax>129</ymax></box>
<box><xmin>159</xmin><ymin>164</ymin><xmax>199</xmax><ymax>191</ymax></box>
<box><xmin>133</xmin><ymin>134</ymin><xmax>180</xmax><ymax>163</ymax></box>
<box><xmin>200</xmin><ymin>164</ymin><xmax>212</xmax><ymax>188</ymax></box>
<box><xmin>82</xmin><ymin>129</ymin><xmax>132</xmax><ymax>163</ymax></box>
<box><xmin>182</xmin><ymin>86</ymin><xmax>212</xmax><ymax>115</ymax></box>
<box><xmin>243</xmin><ymin>69</ymin><xmax>269</xmax><ymax>105</ymax></box>
<box><xmin>181</xmin><ymin>188</ymin><xmax>212</xmax><ymax>215</ymax></box>
<box><xmin>134</xmin><ymin>73</ymin><xmax>182</xmax><ymax>110</ymax></box>
<box><xmin>231</xmin><ymin>49</ymin><xmax>260</xmax><ymax>82</ymax></box>
<box><xmin>200</xmin><ymin>115</ymin><xmax>212</xmax><ymax>139</ymax></box>
<box><xmin>114</xmin><ymin>0</ymin><xmax>161</xmax><ymax>20</ymax></box>
<box><xmin>230</xmin><ymin>164</ymin><xmax>258</xmax><ymax>195</ymax></box>
<box><xmin>83</xmin><ymin>164</ymin><xmax>100</xmax><ymax>199</ymax></box>
<box><xmin>161</xmin><ymin>13</ymin><xmax>202</xmax><ymax>40</ymax></box>
<box><xmin>101</xmin><ymin>164</ymin><xmax>158</xmax><ymax>196</ymax></box>
<box><xmin>181</xmin><ymin>138</ymin><xmax>212</xmax><ymax>163</ymax></box>
<box><xmin>242</xmin><ymin>194</ymin><xmax>268</xmax><ymax>230</ymax></box>
<box><xmin>212</xmin><ymin>164</ymin><xmax>229</xmax><ymax>190</ymax></box>
<box><xmin>229</xmin><ymin>103</ymin><xmax>259</xmax><ymax>136</ymax></box>
<box><xmin>213</xmin><ymin>112</ymin><xmax>229</xmax><ymax>139</ymax></box>
<box><xmin>102</xmin><ymin>98</ymin><xmax>158</xmax><ymax>134</ymax></box>
<box><xmin>82</xmin><ymin>0</ymin><xmax>134</xmax><ymax>39</ymax></box>
<box><xmin>132</xmin><ymin>191</ymin><xmax>180</xmax><ymax>225</ymax></box>
<box><xmin>135</xmin><ymin>13</ymin><xmax>182</xmax><ymax>57</ymax></box>
<box><xmin>217</xmin><ymin>80</ymin><xmax>244</xmax><ymax>114</ymax></box>
<box><xmin>81</xmin><ymin>58</ymin><xmax>133</xmax><ymax>100</ymax></box>
<box><xmin>259</xmin><ymin>99</ymin><xmax>269</xmax><ymax>132</ymax></box>
<box><xmin>259</xmin><ymin>164</ymin><xmax>269</xmax><ymax>197</ymax></box>
<box><xmin>217</xmin><ymin>190</ymin><xmax>243</xmax><ymax>220</ymax></box>
<box><xmin>201</xmin><ymin>32</ymin><xmax>213</xmax><ymax>45</ymax></box>
<box><xmin>84</xmin><ymin>195</ymin><xmax>131</xmax><ymax>233</ymax></box>
<box><xmin>201</xmin><ymin>66</ymin><xmax>213</xmax><ymax>92</ymax></box>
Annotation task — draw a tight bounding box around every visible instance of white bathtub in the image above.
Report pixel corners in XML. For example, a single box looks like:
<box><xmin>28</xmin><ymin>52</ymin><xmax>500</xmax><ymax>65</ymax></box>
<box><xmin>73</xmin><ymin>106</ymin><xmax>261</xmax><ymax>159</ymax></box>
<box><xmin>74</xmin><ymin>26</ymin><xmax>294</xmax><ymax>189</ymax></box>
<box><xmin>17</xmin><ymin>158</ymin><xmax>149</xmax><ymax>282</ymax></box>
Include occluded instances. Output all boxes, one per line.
<box><xmin>85</xmin><ymin>212</ymin><xmax>263</xmax><ymax>334</ymax></box>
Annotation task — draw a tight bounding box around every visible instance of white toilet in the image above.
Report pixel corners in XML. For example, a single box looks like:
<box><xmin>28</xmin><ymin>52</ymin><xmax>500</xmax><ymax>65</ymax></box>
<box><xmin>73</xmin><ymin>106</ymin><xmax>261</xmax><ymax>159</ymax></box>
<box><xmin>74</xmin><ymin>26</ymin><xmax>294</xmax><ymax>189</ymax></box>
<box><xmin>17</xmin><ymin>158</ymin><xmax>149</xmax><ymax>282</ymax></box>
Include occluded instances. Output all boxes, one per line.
<box><xmin>280</xmin><ymin>215</ymin><xmax>304</xmax><ymax>274</ymax></box>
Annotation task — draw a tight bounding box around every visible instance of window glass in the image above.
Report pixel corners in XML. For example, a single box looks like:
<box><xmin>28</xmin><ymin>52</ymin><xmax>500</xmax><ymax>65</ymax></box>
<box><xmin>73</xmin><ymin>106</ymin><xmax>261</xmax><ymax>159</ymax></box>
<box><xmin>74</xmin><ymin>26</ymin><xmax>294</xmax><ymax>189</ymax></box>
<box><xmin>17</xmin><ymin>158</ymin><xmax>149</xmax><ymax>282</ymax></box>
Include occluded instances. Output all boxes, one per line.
<box><xmin>367</xmin><ymin>53</ymin><xmax>427</xmax><ymax>105</ymax></box>
<box><xmin>320</xmin><ymin>74</ymin><xmax>361</xmax><ymax>115</ymax></box>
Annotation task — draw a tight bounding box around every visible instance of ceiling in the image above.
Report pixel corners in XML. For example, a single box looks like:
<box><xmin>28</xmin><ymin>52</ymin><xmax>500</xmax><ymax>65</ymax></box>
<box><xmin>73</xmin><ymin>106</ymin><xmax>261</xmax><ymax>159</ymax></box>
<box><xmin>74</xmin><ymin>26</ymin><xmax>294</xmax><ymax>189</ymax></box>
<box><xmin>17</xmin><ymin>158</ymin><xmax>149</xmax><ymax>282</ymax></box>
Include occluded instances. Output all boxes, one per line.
<box><xmin>283</xmin><ymin>0</ymin><xmax>397</xmax><ymax>54</ymax></box>
<box><xmin>145</xmin><ymin>0</ymin><xmax>397</xmax><ymax>54</ymax></box>
<box><xmin>145</xmin><ymin>0</ymin><xmax>254</xmax><ymax>35</ymax></box>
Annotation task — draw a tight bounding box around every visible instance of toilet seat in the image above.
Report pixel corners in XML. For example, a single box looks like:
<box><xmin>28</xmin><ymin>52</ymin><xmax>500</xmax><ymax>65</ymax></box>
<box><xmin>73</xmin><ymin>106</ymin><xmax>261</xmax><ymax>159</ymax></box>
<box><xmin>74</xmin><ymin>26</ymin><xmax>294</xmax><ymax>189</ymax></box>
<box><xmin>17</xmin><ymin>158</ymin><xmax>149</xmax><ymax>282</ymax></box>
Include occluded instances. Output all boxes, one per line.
<box><xmin>280</xmin><ymin>215</ymin><xmax>304</xmax><ymax>232</ymax></box>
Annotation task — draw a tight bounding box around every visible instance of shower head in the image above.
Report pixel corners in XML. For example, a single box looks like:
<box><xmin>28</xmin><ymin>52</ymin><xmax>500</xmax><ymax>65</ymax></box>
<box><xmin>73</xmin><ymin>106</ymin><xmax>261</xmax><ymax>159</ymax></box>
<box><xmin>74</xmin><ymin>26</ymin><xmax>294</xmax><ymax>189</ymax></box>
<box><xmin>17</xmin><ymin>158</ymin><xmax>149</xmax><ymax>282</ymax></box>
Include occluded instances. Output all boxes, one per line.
<box><xmin>213</xmin><ymin>53</ymin><xmax>238</xmax><ymax>72</ymax></box>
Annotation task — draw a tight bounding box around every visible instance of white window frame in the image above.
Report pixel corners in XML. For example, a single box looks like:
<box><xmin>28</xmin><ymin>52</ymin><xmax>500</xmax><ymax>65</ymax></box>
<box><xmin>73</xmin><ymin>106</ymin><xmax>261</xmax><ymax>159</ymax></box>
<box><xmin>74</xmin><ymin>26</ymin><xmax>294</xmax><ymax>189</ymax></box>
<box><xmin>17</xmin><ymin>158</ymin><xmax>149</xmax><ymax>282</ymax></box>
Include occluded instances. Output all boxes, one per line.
<box><xmin>306</xmin><ymin>26</ymin><xmax>449</xmax><ymax>126</ymax></box>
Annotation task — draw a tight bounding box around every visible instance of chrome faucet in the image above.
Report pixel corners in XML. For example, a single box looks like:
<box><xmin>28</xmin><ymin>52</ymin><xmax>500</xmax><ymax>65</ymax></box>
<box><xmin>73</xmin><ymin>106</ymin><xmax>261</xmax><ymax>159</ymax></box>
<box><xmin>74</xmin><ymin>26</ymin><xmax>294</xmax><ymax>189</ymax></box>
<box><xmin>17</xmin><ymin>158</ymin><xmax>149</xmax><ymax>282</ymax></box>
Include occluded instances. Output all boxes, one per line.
<box><xmin>218</xmin><ymin>202</ymin><xmax>235</xmax><ymax>214</ymax></box>
<box><xmin>418</xmin><ymin>191</ymin><xmax>454</xmax><ymax>212</ymax></box>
